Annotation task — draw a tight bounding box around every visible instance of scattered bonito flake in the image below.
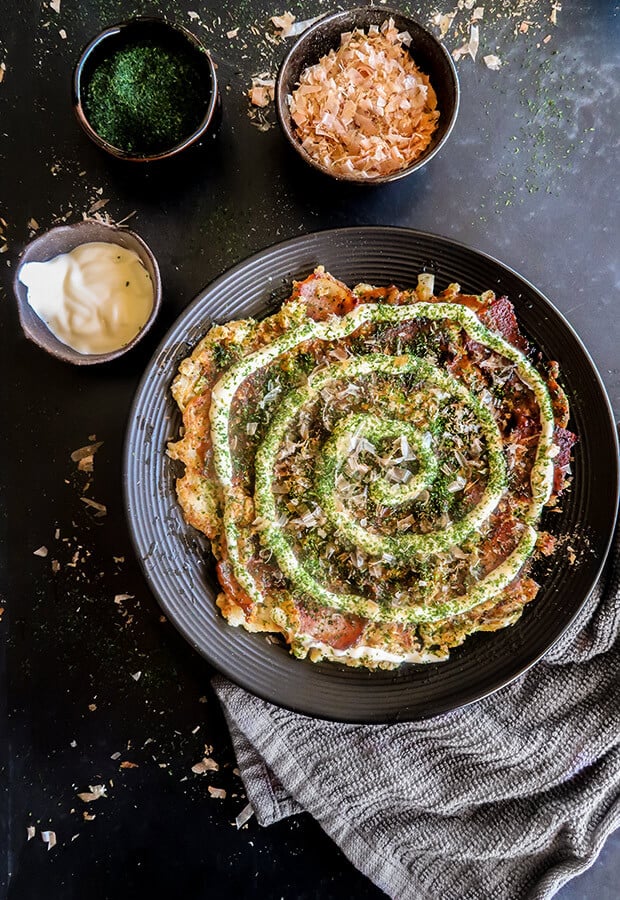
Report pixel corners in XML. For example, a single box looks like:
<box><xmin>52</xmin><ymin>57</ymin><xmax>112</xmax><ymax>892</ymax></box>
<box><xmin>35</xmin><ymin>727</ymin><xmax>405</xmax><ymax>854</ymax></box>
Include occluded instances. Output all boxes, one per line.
<box><xmin>51</xmin><ymin>560</ymin><xmax>60</xmax><ymax>573</ymax></box>
<box><xmin>88</xmin><ymin>703</ymin><xmax>97</xmax><ymax>711</ymax></box>
<box><xmin>71</xmin><ymin>441</ymin><xmax>103</xmax><ymax>472</ymax></box>
<box><xmin>472</xmin><ymin>7</ymin><xmax>484</xmax><ymax>20</ymax></box>
<box><xmin>87</xmin><ymin>198</ymin><xmax>109</xmax><ymax>215</ymax></box>
<box><xmin>50</xmin><ymin>0</ymin><xmax>60</xmax><ymax>11</ymax></box>
<box><xmin>41</xmin><ymin>830</ymin><xmax>57</xmax><ymax>850</ymax></box>
<box><xmin>27</xmin><ymin>217</ymin><xmax>39</xmax><ymax>231</ymax></box>
<box><xmin>120</xmin><ymin>761</ymin><xmax>138</xmax><ymax>769</ymax></box>
<box><xmin>271</xmin><ymin>12</ymin><xmax>296</xmax><ymax>36</ymax></box>
<box><xmin>226</xmin><ymin>28</ymin><xmax>239</xmax><ymax>39</ymax></box>
<box><xmin>483</xmin><ymin>54</ymin><xmax>502</xmax><ymax>70</ymax></box>
<box><xmin>288</xmin><ymin>15</ymin><xmax>323</xmax><ymax>36</ymax></box>
<box><xmin>80</xmin><ymin>497</ymin><xmax>107</xmax><ymax>517</ymax></box>
<box><xmin>27</xmin><ymin>826</ymin><xmax>36</xmax><ymax>840</ymax></box>
<box><xmin>208</xmin><ymin>786</ymin><xmax>227</xmax><ymax>799</ymax></box>
<box><xmin>453</xmin><ymin>23</ymin><xmax>479</xmax><ymax>61</ymax></box>
<box><xmin>33</xmin><ymin>546</ymin><xmax>48</xmax><ymax>557</ymax></box>
<box><xmin>83</xmin><ymin>812</ymin><xmax>95</xmax><ymax>821</ymax></box>
<box><xmin>247</xmin><ymin>110</ymin><xmax>272</xmax><ymax>132</ymax></box>
<box><xmin>248</xmin><ymin>75</ymin><xmax>275</xmax><ymax>108</ymax></box>
<box><xmin>191</xmin><ymin>757</ymin><xmax>219</xmax><ymax>775</ymax></box>
<box><xmin>519</xmin><ymin>20</ymin><xmax>531</xmax><ymax>33</ymax></box>
<box><xmin>131</xmin><ymin>671</ymin><xmax>142</xmax><ymax>681</ymax></box>
<box><xmin>188</xmin><ymin>11</ymin><xmax>199</xmax><ymax>20</ymax></box>
<box><xmin>0</xmin><ymin>62</ymin><xmax>6</xmax><ymax>84</ymax></box>
<box><xmin>114</xmin><ymin>210</ymin><xmax>136</xmax><ymax>228</ymax></box>
<box><xmin>114</xmin><ymin>593</ymin><xmax>135</xmax><ymax>604</ymax></box>
<box><xmin>467</xmin><ymin>24</ymin><xmax>479</xmax><ymax>60</ymax></box>
<box><xmin>77</xmin><ymin>784</ymin><xmax>106</xmax><ymax>803</ymax></box>
<box><xmin>235</xmin><ymin>803</ymin><xmax>254</xmax><ymax>829</ymax></box>
<box><xmin>550</xmin><ymin>2</ymin><xmax>562</xmax><ymax>25</ymax></box>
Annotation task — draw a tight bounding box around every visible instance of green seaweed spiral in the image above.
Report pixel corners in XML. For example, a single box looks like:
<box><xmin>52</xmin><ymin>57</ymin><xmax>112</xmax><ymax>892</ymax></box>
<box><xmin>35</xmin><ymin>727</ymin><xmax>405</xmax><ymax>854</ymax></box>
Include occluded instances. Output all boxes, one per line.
<box><xmin>210</xmin><ymin>301</ymin><xmax>554</xmax><ymax>625</ymax></box>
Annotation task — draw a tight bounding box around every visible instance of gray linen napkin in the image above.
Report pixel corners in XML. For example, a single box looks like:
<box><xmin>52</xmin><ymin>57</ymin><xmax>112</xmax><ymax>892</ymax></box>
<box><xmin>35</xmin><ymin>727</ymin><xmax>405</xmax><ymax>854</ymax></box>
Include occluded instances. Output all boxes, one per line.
<box><xmin>213</xmin><ymin>521</ymin><xmax>620</xmax><ymax>900</ymax></box>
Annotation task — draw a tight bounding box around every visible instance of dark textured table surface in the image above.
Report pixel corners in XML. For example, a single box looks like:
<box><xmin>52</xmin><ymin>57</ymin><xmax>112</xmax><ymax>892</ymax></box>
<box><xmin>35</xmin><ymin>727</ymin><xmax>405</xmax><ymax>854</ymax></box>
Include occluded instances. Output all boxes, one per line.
<box><xmin>2</xmin><ymin>2</ymin><xmax>619</xmax><ymax>898</ymax></box>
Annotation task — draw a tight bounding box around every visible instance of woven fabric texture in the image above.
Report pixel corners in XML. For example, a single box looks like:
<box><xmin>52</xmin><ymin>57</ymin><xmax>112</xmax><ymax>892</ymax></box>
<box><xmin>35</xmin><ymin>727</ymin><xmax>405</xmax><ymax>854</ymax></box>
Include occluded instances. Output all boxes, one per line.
<box><xmin>214</xmin><ymin>523</ymin><xmax>620</xmax><ymax>900</ymax></box>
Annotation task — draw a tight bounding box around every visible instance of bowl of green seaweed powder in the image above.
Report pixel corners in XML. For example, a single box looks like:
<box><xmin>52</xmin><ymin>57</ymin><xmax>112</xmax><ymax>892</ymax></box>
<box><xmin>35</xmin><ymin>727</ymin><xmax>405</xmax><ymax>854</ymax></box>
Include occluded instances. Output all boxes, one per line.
<box><xmin>73</xmin><ymin>17</ymin><xmax>219</xmax><ymax>161</ymax></box>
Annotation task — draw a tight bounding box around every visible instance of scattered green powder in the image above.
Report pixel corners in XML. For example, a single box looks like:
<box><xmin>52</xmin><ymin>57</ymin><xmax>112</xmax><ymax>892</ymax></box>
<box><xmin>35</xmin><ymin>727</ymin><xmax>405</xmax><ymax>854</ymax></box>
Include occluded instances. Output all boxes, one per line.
<box><xmin>83</xmin><ymin>39</ymin><xmax>209</xmax><ymax>155</ymax></box>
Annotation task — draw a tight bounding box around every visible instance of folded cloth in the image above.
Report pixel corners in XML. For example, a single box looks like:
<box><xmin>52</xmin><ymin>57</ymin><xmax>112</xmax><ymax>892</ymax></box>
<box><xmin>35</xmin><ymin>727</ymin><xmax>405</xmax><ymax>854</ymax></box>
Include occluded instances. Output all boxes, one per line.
<box><xmin>213</xmin><ymin>521</ymin><xmax>620</xmax><ymax>900</ymax></box>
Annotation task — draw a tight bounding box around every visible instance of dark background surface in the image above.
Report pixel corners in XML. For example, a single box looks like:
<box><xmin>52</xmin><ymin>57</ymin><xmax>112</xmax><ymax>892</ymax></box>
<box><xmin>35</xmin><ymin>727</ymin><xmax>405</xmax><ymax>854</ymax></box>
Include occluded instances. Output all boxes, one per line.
<box><xmin>1</xmin><ymin>1</ymin><xmax>618</xmax><ymax>898</ymax></box>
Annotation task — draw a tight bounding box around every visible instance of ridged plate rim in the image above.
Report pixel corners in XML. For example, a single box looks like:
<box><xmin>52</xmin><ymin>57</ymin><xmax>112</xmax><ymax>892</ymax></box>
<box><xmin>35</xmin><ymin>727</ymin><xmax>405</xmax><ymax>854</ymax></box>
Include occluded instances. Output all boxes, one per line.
<box><xmin>123</xmin><ymin>226</ymin><xmax>619</xmax><ymax>723</ymax></box>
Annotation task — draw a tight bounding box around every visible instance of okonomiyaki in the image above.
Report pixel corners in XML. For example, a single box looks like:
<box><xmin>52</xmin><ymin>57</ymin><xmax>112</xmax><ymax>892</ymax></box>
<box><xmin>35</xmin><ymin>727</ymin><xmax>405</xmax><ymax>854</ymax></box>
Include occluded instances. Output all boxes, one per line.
<box><xmin>168</xmin><ymin>268</ymin><xmax>576</xmax><ymax>669</ymax></box>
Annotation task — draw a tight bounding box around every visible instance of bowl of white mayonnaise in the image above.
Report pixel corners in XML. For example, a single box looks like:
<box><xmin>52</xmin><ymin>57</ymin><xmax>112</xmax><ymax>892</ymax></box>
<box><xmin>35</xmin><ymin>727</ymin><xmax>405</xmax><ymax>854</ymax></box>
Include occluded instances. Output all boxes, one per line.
<box><xmin>14</xmin><ymin>220</ymin><xmax>162</xmax><ymax>365</ymax></box>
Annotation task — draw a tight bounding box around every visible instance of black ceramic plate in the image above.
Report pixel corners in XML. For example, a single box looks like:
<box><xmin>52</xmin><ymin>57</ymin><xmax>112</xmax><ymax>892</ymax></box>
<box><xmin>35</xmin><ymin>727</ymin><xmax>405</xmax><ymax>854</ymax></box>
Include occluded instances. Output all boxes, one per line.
<box><xmin>124</xmin><ymin>227</ymin><xmax>619</xmax><ymax>723</ymax></box>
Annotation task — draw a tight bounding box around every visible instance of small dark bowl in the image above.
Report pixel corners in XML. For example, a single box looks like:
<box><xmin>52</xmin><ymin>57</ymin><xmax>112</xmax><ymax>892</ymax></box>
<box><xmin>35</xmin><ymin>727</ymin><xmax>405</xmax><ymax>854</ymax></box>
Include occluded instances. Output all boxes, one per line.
<box><xmin>14</xmin><ymin>221</ymin><xmax>162</xmax><ymax>365</ymax></box>
<box><xmin>73</xmin><ymin>17</ymin><xmax>219</xmax><ymax>162</ymax></box>
<box><xmin>275</xmin><ymin>7</ymin><xmax>459</xmax><ymax>184</ymax></box>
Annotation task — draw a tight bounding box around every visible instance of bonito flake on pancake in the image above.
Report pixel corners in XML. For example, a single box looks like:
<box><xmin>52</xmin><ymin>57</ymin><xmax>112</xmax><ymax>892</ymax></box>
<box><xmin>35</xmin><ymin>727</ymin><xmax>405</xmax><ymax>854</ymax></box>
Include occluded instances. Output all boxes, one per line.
<box><xmin>168</xmin><ymin>268</ymin><xmax>576</xmax><ymax>669</ymax></box>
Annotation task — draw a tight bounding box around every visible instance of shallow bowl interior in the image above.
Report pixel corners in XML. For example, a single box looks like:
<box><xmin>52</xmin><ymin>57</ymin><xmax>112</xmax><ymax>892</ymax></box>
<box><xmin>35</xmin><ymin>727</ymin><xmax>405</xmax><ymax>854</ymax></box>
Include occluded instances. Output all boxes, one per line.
<box><xmin>14</xmin><ymin>220</ymin><xmax>162</xmax><ymax>365</ymax></box>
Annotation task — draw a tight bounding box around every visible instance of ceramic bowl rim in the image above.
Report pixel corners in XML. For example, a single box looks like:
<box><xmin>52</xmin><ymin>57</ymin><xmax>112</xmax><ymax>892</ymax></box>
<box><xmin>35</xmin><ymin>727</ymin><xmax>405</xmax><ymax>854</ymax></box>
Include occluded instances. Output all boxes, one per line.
<box><xmin>275</xmin><ymin>6</ymin><xmax>460</xmax><ymax>184</ymax></box>
<box><xmin>13</xmin><ymin>220</ymin><xmax>163</xmax><ymax>365</ymax></box>
<box><xmin>72</xmin><ymin>16</ymin><xmax>219</xmax><ymax>162</ymax></box>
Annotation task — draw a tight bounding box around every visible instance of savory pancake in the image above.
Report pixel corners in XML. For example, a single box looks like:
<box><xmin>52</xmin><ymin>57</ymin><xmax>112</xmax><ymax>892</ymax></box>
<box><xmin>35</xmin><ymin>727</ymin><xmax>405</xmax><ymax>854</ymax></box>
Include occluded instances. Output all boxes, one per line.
<box><xmin>168</xmin><ymin>269</ymin><xmax>576</xmax><ymax>669</ymax></box>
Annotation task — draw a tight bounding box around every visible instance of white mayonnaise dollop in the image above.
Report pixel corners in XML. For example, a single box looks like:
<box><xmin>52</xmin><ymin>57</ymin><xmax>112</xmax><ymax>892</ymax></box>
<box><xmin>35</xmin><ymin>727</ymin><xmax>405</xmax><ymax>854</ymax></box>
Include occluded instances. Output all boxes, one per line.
<box><xmin>19</xmin><ymin>241</ymin><xmax>154</xmax><ymax>355</ymax></box>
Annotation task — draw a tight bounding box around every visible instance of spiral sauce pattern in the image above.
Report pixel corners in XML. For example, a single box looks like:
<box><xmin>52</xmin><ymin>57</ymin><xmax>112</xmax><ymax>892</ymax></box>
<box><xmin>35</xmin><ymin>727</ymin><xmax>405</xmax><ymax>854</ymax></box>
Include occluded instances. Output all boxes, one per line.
<box><xmin>170</xmin><ymin>272</ymin><xmax>559</xmax><ymax>668</ymax></box>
